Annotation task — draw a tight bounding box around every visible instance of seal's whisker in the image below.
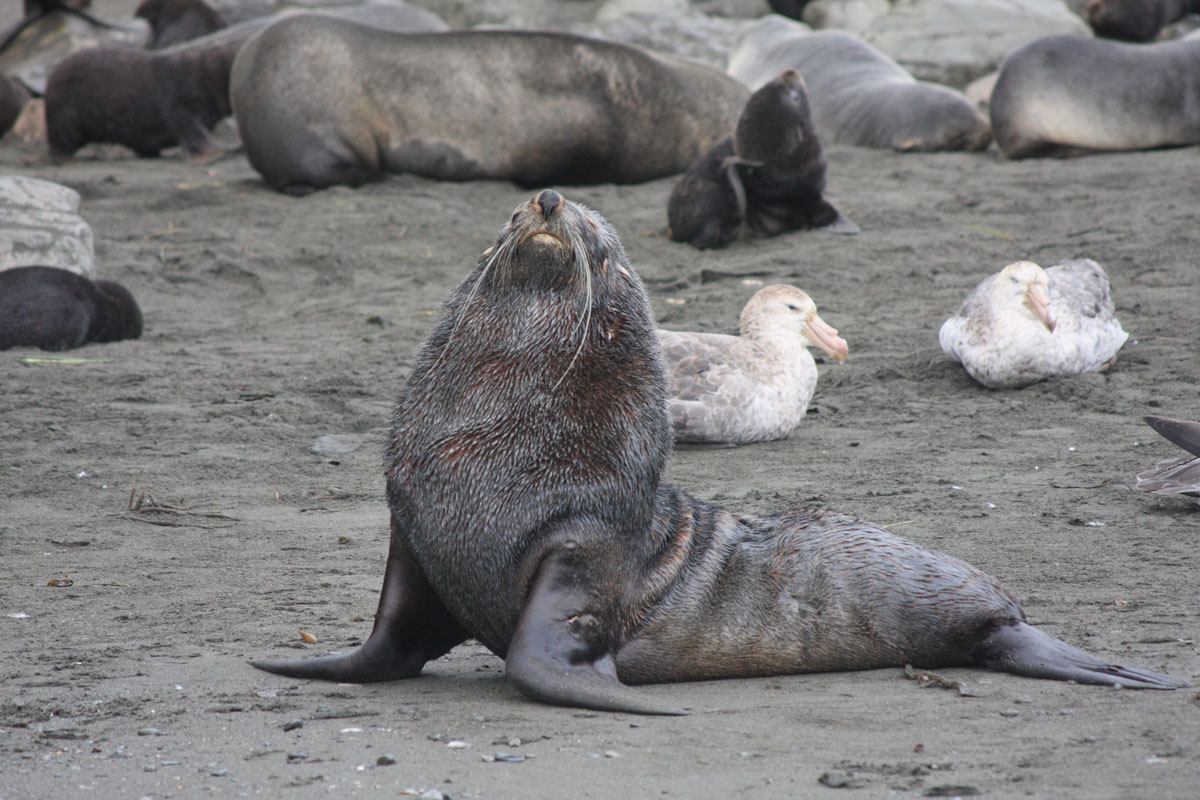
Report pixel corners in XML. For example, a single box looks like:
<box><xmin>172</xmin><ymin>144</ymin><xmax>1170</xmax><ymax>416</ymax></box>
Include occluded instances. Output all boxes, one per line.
<box><xmin>431</xmin><ymin>228</ymin><xmax>517</xmax><ymax>373</ymax></box>
<box><xmin>552</xmin><ymin>232</ymin><xmax>593</xmax><ymax>390</ymax></box>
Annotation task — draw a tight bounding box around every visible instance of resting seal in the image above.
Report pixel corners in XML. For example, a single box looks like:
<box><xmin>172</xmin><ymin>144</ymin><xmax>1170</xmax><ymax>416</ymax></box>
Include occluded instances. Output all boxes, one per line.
<box><xmin>990</xmin><ymin>34</ymin><xmax>1200</xmax><ymax>158</ymax></box>
<box><xmin>668</xmin><ymin>69</ymin><xmax>856</xmax><ymax>249</ymax></box>
<box><xmin>727</xmin><ymin>17</ymin><xmax>992</xmax><ymax>152</ymax></box>
<box><xmin>229</xmin><ymin>18</ymin><xmax>749</xmax><ymax>194</ymax></box>
<box><xmin>43</xmin><ymin>5</ymin><xmax>447</xmax><ymax>159</ymax></box>
<box><xmin>1083</xmin><ymin>0</ymin><xmax>1200</xmax><ymax>42</ymax></box>
<box><xmin>0</xmin><ymin>265</ymin><xmax>142</xmax><ymax>351</ymax></box>
<box><xmin>0</xmin><ymin>73</ymin><xmax>30</xmax><ymax>137</ymax></box>
<box><xmin>252</xmin><ymin>190</ymin><xmax>1186</xmax><ymax>712</ymax></box>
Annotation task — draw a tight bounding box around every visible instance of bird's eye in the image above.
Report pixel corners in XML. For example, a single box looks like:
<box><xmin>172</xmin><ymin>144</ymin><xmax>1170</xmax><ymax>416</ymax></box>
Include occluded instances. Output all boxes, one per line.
<box><xmin>787</xmin><ymin>304</ymin><xmax>799</xmax><ymax>311</ymax></box>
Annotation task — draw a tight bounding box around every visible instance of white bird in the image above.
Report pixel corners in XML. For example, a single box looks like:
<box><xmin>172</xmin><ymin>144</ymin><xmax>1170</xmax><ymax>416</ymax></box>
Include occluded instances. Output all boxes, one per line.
<box><xmin>938</xmin><ymin>259</ymin><xmax>1128</xmax><ymax>389</ymax></box>
<box><xmin>657</xmin><ymin>284</ymin><xmax>849</xmax><ymax>444</ymax></box>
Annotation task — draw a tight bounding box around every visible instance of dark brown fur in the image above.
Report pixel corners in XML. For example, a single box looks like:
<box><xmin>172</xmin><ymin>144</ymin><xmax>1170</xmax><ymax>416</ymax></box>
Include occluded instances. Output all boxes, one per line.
<box><xmin>668</xmin><ymin>70</ymin><xmax>850</xmax><ymax>249</ymax></box>
<box><xmin>1084</xmin><ymin>0</ymin><xmax>1200</xmax><ymax>41</ymax></box>
<box><xmin>43</xmin><ymin>22</ymin><xmax>260</xmax><ymax>158</ymax></box>
<box><xmin>0</xmin><ymin>266</ymin><xmax>143</xmax><ymax>351</ymax></box>
<box><xmin>135</xmin><ymin>0</ymin><xmax>228</xmax><ymax>49</ymax></box>
<box><xmin>252</xmin><ymin>191</ymin><xmax>1185</xmax><ymax>713</ymax></box>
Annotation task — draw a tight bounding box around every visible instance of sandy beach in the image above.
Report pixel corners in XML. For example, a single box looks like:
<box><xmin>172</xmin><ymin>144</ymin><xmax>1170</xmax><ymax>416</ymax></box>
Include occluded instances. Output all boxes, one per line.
<box><xmin>2</xmin><ymin>3</ymin><xmax>1198</xmax><ymax>798</ymax></box>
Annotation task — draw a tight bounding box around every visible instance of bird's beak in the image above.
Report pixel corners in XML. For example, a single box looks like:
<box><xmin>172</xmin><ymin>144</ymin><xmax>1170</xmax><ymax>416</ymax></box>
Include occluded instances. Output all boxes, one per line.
<box><xmin>804</xmin><ymin>313</ymin><xmax>849</xmax><ymax>363</ymax></box>
<box><xmin>1025</xmin><ymin>284</ymin><xmax>1055</xmax><ymax>332</ymax></box>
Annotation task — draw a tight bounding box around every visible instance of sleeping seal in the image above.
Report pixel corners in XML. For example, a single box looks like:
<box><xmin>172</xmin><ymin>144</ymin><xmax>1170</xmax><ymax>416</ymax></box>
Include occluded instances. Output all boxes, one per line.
<box><xmin>990</xmin><ymin>33</ymin><xmax>1200</xmax><ymax>158</ymax></box>
<box><xmin>229</xmin><ymin>17</ymin><xmax>750</xmax><ymax>194</ymax></box>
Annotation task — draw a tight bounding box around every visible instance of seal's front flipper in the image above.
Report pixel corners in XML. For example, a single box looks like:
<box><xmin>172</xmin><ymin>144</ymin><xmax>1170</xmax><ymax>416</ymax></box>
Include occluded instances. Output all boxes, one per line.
<box><xmin>253</xmin><ymin>517</ymin><xmax>468</xmax><ymax>683</ymax></box>
<box><xmin>506</xmin><ymin>552</ymin><xmax>687</xmax><ymax>715</ymax></box>
<box><xmin>975</xmin><ymin>621</ymin><xmax>1190</xmax><ymax>690</ymax></box>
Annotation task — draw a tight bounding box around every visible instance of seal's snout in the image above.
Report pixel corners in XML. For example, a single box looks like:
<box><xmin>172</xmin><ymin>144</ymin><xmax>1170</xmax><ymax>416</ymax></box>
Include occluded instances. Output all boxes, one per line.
<box><xmin>535</xmin><ymin>189</ymin><xmax>562</xmax><ymax>220</ymax></box>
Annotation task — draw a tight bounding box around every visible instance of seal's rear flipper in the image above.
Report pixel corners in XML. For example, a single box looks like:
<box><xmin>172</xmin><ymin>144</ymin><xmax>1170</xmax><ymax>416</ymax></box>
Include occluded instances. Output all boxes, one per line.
<box><xmin>507</xmin><ymin>552</ymin><xmax>687</xmax><ymax>715</ymax></box>
<box><xmin>819</xmin><ymin>210</ymin><xmax>859</xmax><ymax>236</ymax></box>
<box><xmin>974</xmin><ymin>621</ymin><xmax>1189</xmax><ymax>689</ymax></box>
<box><xmin>253</xmin><ymin>518</ymin><xmax>467</xmax><ymax>683</ymax></box>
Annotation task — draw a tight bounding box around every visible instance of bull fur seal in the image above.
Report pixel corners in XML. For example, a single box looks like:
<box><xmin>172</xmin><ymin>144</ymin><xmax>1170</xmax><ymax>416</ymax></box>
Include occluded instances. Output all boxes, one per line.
<box><xmin>43</xmin><ymin>5</ymin><xmax>447</xmax><ymax>159</ymax></box>
<box><xmin>990</xmin><ymin>34</ymin><xmax>1200</xmax><ymax>158</ymax></box>
<box><xmin>229</xmin><ymin>18</ymin><xmax>750</xmax><ymax>194</ymax></box>
<box><xmin>252</xmin><ymin>190</ymin><xmax>1187</xmax><ymax>713</ymax></box>
<box><xmin>0</xmin><ymin>265</ymin><xmax>142</xmax><ymax>351</ymax></box>
<box><xmin>667</xmin><ymin>69</ymin><xmax>856</xmax><ymax>249</ymax></box>
<box><xmin>727</xmin><ymin>16</ymin><xmax>992</xmax><ymax>152</ymax></box>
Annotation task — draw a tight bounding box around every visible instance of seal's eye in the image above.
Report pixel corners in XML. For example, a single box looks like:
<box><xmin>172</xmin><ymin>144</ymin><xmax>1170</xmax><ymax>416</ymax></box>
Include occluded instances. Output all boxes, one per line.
<box><xmin>788</xmin><ymin>89</ymin><xmax>801</xmax><ymax>101</ymax></box>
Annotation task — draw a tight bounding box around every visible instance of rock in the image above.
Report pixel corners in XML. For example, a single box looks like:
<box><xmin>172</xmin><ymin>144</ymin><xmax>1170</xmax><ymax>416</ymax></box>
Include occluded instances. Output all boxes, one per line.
<box><xmin>0</xmin><ymin>176</ymin><xmax>95</xmax><ymax>277</ymax></box>
<box><xmin>312</xmin><ymin>434</ymin><xmax>362</xmax><ymax>456</ymax></box>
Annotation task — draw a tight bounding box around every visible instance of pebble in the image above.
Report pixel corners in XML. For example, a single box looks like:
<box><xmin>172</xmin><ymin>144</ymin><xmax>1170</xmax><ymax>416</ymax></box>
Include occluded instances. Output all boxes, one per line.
<box><xmin>282</xmin><ymin>719</ymin><xmax>303</xmax><ymax>732</ymax></box>
<box><xmin>999</xmin><ymin>709</ymin><xmax>1020</xmax><ymax>718</ymax></box>
<box><xmin>312</xmin><ymin>435</ymin><xmax>362</xmax><ymax>456</ymax></box>
<box><xmin>376</xmin><ymin>755</ymin><xmax>397</xmax><ymax>766</ymax></box>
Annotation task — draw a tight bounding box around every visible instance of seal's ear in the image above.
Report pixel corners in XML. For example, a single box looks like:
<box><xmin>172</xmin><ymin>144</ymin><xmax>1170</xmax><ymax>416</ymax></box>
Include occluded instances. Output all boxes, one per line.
<box><xmin>506</xmin><ymin>552</ymin><xmax>687</xmax><ymax>715</ymax></box>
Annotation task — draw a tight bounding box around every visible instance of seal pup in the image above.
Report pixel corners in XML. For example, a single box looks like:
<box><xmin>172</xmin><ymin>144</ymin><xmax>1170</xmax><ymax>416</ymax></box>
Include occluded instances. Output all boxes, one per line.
<box><xmin>658</xmin><ymin>285</ymin><xmax>848</xmax><ymax>445</ymax></box>
<box><xmin>667</xmin><ymin>69</ymin><xmax>856</xmax><ymax>249</ymax></box>
<box><xmin>43</xmin><ymin>5</ymin><xmax>447</xmax><ymax>159</ymax></box>
<box><xmin>727</xmin><ymin>17</ymin><xmax>992</xmax><ymax>152</ymax></box>
<box><xmin>939</xmin><ymin>259</ymin><xmax>1129</xmax><ymax>390</ymax></box>
<box><xmin>0</xmin><ymin>265</ymin><xmax>142</xmax><ymax>351</ymax></box>
<box><xmin>1136</xmin><ymin>415</ymin><xmax>1200</xmax><ymax>499</ymax></box>
<box><xmin>42</xmin><ymin>20</ymin><xmax>267</xmax><ymax>159</ymax></box>
<box><xmin>990</xmin><ymin>34</ymin><xmax>1200</xmax><ymax>158</ymax></box>
<box><xmin>1083</xmin><ymin>0</ymin><xmax>1200</xmax><ymax>42</ymax></box>
<box><xmin>229</xmin><ymin>17</ymin><xmax>749</xmax><ymax>194</ymax></box>
<box><xmin>252</xmin><ymin>192</ymin><xmax>1186</xmax><ymax>713</ymax></box>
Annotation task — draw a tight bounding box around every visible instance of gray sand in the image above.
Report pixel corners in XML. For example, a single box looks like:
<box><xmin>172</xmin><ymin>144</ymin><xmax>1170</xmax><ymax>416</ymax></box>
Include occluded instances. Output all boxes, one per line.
<box><xmin>2</xmin><ymin>6</ymin><xmax>1198</xmax><ymax>800</ymax></box>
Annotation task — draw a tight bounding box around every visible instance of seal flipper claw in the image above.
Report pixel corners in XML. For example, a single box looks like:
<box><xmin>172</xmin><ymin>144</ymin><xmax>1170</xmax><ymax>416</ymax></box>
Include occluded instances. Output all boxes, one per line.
<box><xmin>974</xmin><ymin>621</ymin><xmax>1189</xmax><ymax>690</ymax></box>
<box><xmin>253</xmin><ymin>518</ymin><xmax>468</xmax><ymax>682</ymax></box>
<box><xmin>506</xmin><ymin>554</ymin><xmax>687</xmax><ymax>715</ymax></box>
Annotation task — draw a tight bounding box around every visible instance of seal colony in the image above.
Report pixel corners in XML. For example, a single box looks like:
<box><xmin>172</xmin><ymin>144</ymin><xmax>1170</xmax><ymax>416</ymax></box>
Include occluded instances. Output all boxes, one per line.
<box><xmin>229</xmin><ymin>17</ymin><xmax>749</xmax><ymax>194</ymax></box>
<box><xmin>658</xmin><ymin>285</ymin><xmax>848</xmax><ymax>445</ymax></box>
<box><xmin>253</xmin><ymin>191</ymin><xmax>1187</xmax><ymax>713</ymax></box>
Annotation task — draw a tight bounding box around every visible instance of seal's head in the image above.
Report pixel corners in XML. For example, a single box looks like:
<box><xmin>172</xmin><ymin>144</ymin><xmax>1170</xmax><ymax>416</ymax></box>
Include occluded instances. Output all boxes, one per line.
<box><xmin>732</xmin><ymin>69</ymin><xmax>827</xmax><ymax>199</ymax></box>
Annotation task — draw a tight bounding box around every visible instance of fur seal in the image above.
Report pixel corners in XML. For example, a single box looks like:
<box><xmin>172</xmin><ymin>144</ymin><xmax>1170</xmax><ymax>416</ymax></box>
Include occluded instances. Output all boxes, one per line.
<box><xmin>1136</xmin><ymin>415</ymin><xmax>1200</xmax><ymax>498</ymax></box>
<box><xmin>43</xmin><ymin>5</ymin><xmax>447</xmax><ymax>159</ymax></box>
<box><xmin>939</xmin><ymin>259</ymin><xmax>1129</xmax><ymax>390</ymax></box>
<box><xmin>229</xmin><ymin>18</ymin><xmax>750</xmax><ymax>194</ymax></box>
<box><xmin>667</xmin><ymin>69</ymin><xmax>856</xmax><ymax>249</ymax></box>
<box><xmin>990</xmin><ymin>34</ymin><xmax>1200</xmax><ymax>158</ymax></box>
<box><xmin>727</xmin><ymin>17</ymin><xmax>992</xmax><ymax>152</ymax></box>
<box><xmin>43</xmin><ymin>20</ymin><xmax>266</xmax><ymax>158</ymax></box>
<box><xmin>0</xmin><ymin>265</ymin><xmax>142</xmax><ymax>351</ymax></box>
<box><xmin>252</xmin><ymin>191</ymin><xmax>1187</xmax><ymax>713</ymax></box>
<box><xmin>135</xmin><ymin>0</ymin><xmax>232</xmax><ymax>48</ymax></box>
<box><xmin>1083</xmin><ymin>0</ymin><xmax>1200</xmax><ymax>42</ymax></box>
<box><xmin>658</xmin><ymin>285</ymin><xmax>848</xmax><ymax>445</ymax></box>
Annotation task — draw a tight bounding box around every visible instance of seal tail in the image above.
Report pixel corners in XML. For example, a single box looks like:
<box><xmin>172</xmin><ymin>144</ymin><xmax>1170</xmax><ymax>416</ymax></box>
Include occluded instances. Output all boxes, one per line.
<box><xmin>974</xmin><ymin>621</ymin><xmax>1190</xmax><ymax>689</ymax></box>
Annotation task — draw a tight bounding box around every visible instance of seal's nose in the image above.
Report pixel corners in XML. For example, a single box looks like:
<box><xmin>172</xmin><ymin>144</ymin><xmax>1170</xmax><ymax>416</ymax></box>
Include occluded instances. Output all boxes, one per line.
<box><xmin>536</xmin><ymin>189</ymin><xmax>561</xmax><ymax>221</ymax></box>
